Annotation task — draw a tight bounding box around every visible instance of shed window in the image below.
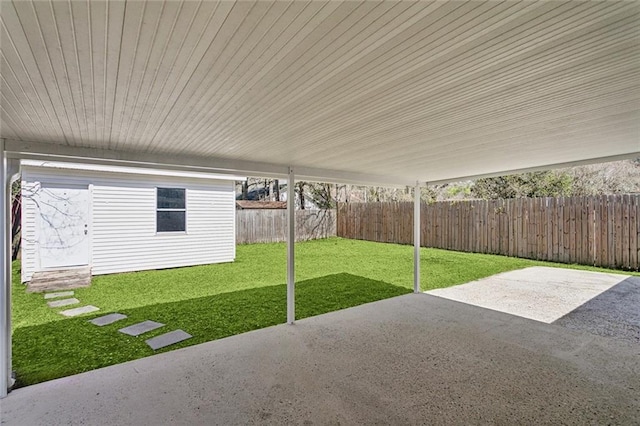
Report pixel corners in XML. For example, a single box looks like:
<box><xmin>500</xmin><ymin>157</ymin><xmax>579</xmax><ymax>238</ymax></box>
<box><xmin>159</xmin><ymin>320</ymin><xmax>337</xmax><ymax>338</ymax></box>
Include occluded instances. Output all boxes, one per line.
<box><xmin>157</xmin><ymin>188</ymin><xmax>186</xmax><ymax>232</ymax></box>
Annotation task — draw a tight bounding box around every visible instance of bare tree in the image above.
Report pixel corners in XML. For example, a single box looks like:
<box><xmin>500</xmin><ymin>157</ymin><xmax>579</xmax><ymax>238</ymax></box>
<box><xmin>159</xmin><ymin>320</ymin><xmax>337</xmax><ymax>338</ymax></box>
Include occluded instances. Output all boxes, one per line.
<box><xmin>296</xmin><ymin>181</ymin><xmax>306</xmax><ymax>209</ymax></box>
<box><xmin>566</xmin><ymin>160</ymin><xmax>640</xmax><ymax>195</ymax></box>
<box><xmin>308</xmin><ymin>183</ymin><xmax>335</xmax><ymax>209</ymax></box>
<box><xmin>241</xmin><ymin>180</ymin><xmax>248</xmax><ymax>199</ymax></box>
<box><xmin>274</xmin><ymin>179</ymin><xmax>280</xmax><ymax>201</ymax></box>
<box><xmin>11</xmin><ymin>181</ymin><xmax>21</xmax><ymax>260</ymax></box>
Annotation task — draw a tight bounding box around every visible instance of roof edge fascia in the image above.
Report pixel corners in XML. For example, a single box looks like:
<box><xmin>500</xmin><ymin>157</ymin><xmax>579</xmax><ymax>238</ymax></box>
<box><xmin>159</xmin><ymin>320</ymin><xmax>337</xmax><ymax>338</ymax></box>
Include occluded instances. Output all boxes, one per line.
<box><xmin>3</xmin><ymin>139</ymin><xmax>415</xmax><ymax>187</ymax></box>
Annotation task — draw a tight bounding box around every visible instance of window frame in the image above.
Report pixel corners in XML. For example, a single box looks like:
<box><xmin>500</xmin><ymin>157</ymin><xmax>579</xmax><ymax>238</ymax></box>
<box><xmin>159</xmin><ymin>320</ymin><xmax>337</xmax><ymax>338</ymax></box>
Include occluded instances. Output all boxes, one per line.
<box><xmin>156</xmin><ymin>187</ymin><xmax>187</xmax><ymax>233</ymax></box>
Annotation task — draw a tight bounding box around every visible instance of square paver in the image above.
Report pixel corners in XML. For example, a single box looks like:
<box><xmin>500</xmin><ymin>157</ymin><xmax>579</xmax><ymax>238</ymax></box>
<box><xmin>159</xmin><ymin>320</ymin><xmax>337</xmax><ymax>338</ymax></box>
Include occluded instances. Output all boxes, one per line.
<box><xmin>145</xmin><ymin>330</ymin><xmax>192</xmax><ymax>350</ymax></box>
<box><xmin>47</xmin><ymin>298</ymin><xmax>80</xmax><ymax>308</ymax></box>
<box><xmin>119</xmin><ymin>320</ymin><xmax>165</xmax><ymax>337</ymax></box>
<box><xmin>44</xmin><ymin>291</ymin><xmax>74</xmax><ymax>299</ymax></box>
<box><xmin>60</xmin><ymin>305</ymin><xmax>100</xmax><ymax>317</ymax></box>
<box><xmin>89</xmin><ymin>313</ymin><xmax>128</xmax><ymax>326</ymax></box>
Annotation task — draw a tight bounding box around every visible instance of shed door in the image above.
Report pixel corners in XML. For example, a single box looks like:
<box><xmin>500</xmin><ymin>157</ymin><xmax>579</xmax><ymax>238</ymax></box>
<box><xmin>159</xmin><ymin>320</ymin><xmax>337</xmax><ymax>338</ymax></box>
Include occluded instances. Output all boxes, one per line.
<box><xmin>37</xmin><ymin>184</ymin><xmax>90</xmax><ymax>269</ymax></box>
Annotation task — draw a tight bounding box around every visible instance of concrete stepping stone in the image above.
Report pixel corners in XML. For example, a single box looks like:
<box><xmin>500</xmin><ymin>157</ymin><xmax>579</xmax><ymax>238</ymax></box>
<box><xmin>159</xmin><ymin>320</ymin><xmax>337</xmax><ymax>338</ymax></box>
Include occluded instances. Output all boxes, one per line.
<box><xmin>119</xmin><ymin>320</ymin><xmax>164</xmax><ymax>337</ymax></box>
<box><xmin>146</xmin><ymin>330</ymin><xmax>192</xmax><ymax>350</ymax></box>
<box><xmin>47</xmin><ymin>298</ymin><xmax>80</xmax><ymax>308</ymax></box>
<box><xmin>44</xmin><ymin>291</ymin><xmax>74</xmax><ymax>299</ymax></box>
<box><xmin>60</xmin><ymin>305</ymin><xmax>100</xmax><ymax>317</ymax></box>
<box><xmin>89</xmin><ymin>313</ymin><xmax>128</xmax><ymax>326</ymax></box>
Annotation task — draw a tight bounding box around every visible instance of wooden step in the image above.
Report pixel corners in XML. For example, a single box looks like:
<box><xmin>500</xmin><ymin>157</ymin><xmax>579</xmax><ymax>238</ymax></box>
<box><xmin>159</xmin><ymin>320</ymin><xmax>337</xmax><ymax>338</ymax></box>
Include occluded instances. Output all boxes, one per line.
<box><xmin>27</xmin><ymin>267</ymin><xmax>92</xmax><ymax>293</ymax></box>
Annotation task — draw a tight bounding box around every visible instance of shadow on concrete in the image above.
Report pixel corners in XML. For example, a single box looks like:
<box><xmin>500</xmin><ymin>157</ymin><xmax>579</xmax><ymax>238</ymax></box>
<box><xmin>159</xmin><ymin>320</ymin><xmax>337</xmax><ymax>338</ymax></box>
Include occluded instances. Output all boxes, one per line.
<box><xmin>12</xmin><ymin>273</ymin><xmax>410</xmax><ymax>388</ymax></box>
<box><xmin>553</xmin><ymin>276</ymin><xmax>640</xmax><ymax>344</ymax></box>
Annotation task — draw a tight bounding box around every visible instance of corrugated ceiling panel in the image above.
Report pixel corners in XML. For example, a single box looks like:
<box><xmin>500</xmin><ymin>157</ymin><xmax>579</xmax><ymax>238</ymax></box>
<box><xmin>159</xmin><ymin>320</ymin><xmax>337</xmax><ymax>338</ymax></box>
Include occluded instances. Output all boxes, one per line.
<box><xmin>1</xmin><ymin>0</ymin><xmax>638</xmax><ymax>184</ymax></box>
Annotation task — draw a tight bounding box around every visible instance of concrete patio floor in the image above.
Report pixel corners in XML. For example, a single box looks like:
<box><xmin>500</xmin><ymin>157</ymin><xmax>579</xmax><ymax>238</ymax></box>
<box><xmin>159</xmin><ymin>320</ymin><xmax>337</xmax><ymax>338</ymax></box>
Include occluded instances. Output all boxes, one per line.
<box><xmin>427</xmin><ymin>267</ymin><xmax>640</xmax><ymax>345</ymax></box>
<box><xmin>1</xmin><ymin>293</ymin><xmax>639</xmax><ymax>425</ymax></box>
<box><xmin>426</xmin><ymin>267</ymin><xmax>633</xmax><ymax>323</ymax></box>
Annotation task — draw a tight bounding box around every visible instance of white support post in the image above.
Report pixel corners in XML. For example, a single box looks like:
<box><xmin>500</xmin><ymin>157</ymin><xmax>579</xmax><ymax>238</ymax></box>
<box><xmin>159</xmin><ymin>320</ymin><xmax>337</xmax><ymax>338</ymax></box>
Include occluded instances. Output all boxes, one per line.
<box><xmin>413</xmin><ymin>182</ymin><xmax>421</xmax><ymax>293</ymax></box>
<box><xmin>0</xmin><ymin>141</ymin><xmax>10</xmax><ymax>397</ymax></box>
<box><xmin>287</xmin><ymin>167</ymin><xmax>295</xmax><ymax>324</ymax></box>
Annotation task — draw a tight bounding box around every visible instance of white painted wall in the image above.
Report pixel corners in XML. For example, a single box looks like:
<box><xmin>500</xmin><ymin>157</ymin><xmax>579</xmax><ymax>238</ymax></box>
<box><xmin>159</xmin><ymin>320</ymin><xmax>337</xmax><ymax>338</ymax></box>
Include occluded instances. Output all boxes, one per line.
<box><xmin>21</xmin><ymin>165</ymin><xmax>237</xmax><ymax>282</ymax></box>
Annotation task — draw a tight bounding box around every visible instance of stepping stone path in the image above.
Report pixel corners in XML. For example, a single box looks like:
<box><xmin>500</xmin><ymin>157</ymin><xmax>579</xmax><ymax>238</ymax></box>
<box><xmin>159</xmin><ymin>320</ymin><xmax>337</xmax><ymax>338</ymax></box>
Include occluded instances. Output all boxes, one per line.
<box><xmin>47</xmin><ymin>298</ymin><xmax>80</xmax><ymax>308</ymax></box>
<box><xmin>119</xmin><ymin>320</ymin><xmax>165</xmax><ymax>337</ymax></box>
<box><xmin>42</xmin><ymin>290</ymin><xmax>191</xmax><ymax>351</ymax></box>
<box><xmin>89</xmin><ymin>313</ymin><xmax>127</xmax><ymax>326</ymax></box>
<box><xmin>60</xmin><ymin>305</ymin><xmax>100</xmax><ymax>317</ymax></box>
<box><xmin>44</xmin><ymin>291</ymin><xmax>74</xmax><ymax>300</ymax></box>
<box><xmin>146</xmin><ymin>330</ymin><xmax>192</xmax><ymax>350</ymax></box>
<box><xmin>117</xmin><ymin>320</ymin><xmax>192</xmax><ymax>351</ymax></box>
<box><xmin>117</xmin><ymin>320</ymin><xmax>192</xmax><ymax>350</ymax></box>
<box><xmin>44</xmin><ymin>290</ymin><xmax>100</xmax><ymax>317</ymax></box>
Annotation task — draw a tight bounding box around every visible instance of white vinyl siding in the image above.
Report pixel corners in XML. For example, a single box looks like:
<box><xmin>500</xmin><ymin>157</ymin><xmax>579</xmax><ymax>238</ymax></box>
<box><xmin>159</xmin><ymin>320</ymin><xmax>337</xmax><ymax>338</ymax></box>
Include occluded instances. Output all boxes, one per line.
<box><xmin>20</xmin><ymin>180</ymin><xmax>39</xmax><ymax>283</ymax></box>
<box><xmin>20</xmin><ymin>165</ymin><xmax>236</xmax><ymax>281</ymax></box>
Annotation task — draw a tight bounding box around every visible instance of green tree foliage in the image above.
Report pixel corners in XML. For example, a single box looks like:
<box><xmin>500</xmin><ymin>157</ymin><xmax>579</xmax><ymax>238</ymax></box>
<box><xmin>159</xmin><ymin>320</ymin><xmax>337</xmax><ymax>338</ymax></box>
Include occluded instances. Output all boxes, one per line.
<box><xmin>471</xmin><ymin>171</ymin><xmax>574</xmax><ymax>199</ymax></box>
<box><xmin>235</xmin><ymin>159</ymin><xmax>639</xmax><ymax>206</ymax></box>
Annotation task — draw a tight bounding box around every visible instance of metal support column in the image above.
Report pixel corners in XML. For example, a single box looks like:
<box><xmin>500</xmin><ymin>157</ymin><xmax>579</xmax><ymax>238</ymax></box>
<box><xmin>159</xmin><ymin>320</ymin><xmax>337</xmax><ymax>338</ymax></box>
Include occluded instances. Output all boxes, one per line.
<box><xmin>0</xmin><ymin>141</ymin><xmax>10</xmax><ymax>397</ymax></box>
<box><xmin>413</xmin><ymin>182</ymin><xmax>421</xmax><ymax>293</ymax></box>
<box><xmin>287</xmin><ymin>167</ymin><xmax>295</xmax><ymax>324</ymax></box>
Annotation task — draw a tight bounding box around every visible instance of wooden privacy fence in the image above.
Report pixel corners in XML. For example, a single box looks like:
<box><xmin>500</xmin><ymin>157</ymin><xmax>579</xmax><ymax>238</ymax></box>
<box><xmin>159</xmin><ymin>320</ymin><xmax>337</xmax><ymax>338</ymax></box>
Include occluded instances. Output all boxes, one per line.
<box><xmin>337</xmin><ymin>195</ymin><xmax>640</xmax><ymax>270</ymax></box>
<box><xmin>236</xmin><ymin>209</ymin><xmax>336</xmax><ymax>244</ymax></box>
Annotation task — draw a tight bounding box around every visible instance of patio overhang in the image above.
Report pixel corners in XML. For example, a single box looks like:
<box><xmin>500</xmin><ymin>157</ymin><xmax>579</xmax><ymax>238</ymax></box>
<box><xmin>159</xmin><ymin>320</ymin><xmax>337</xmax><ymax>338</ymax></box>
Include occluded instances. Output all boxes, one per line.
<box><xmin>1</xmin><ymin>1</ymin><xmax>638</xmax><ymax>186</ymax></box>
<box><xmin>1</xmin><ymin>0</ymin><xmax>639</xmax><ymax>399</ymax></box>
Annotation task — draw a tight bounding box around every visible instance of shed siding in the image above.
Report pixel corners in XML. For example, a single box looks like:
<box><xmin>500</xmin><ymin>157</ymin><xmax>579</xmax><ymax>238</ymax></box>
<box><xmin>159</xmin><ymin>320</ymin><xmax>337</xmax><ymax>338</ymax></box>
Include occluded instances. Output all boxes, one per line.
<box><xmin>21</xmin><ymin>166</ymin><xmax>236</xmax><ymax>281</ymax></box>
<box><xmin>20</xmin><ymin>179</ymin><xmax>39</xmax><ymax>283</ymax></box>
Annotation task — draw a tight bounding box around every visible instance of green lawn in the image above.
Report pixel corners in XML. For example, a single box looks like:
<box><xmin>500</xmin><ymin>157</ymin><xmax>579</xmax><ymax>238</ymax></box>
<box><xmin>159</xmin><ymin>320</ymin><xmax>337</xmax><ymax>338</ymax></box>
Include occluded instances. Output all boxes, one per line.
<box><xmin>11</xmin><ymin>237</ymin><xmax>638</xmax><ymax>387</ymax></box>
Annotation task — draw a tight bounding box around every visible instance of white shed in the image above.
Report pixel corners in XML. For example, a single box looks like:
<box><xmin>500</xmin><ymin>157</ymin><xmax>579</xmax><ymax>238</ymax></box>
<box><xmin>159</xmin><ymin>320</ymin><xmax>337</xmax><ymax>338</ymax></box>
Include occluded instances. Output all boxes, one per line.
<box><xmin>20</xmin><ymin>161</ymin><xmax>242</xmax><ymax>283</ymax></box>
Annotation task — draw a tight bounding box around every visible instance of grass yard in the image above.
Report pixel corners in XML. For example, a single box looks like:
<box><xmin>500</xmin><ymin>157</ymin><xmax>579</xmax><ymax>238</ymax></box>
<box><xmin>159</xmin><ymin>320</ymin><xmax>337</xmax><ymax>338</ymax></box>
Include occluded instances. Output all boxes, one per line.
<box><xmin>12</xmin><ymin>237</ymin><xmax>639</xmax><ymax>387</ymax></box>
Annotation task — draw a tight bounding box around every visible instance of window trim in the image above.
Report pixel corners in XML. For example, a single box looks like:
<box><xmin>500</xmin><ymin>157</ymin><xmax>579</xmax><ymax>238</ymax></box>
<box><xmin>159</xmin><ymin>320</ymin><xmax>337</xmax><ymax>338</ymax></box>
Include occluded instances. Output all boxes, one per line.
<box><xmin>156</xmin><ymin>187</ymin><xmax>187</xmax><ymax>233</ymax></box>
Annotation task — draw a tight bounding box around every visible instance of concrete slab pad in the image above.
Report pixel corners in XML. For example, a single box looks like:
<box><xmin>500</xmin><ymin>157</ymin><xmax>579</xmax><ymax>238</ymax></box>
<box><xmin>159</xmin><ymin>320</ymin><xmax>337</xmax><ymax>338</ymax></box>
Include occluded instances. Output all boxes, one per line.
<box><xmin>89</xmin><ymin>313</ymin><xmax>128</xmax><ymax>327</ymax></box>
<box><xmin>59</xmin><ymin>305</ymin><xmax>99</xmax><ymax>317</ymax></box>
<box><xmin>119</xmin><ymin>321</ymin><xmax>164</xmax><ymax>337</ymax></box>
<box><xmin>426</xmin><ymin>267</ymin><xmax>629</xmax><ymax>323</ymax></box>
<box><xmin>44</xmin><ymin>291</ymin><xmax>74</xmax><ymax>299</ymax></box>
<box><xmin>46</xmin><ymin>298</ymin><xmax>80</xmax><ymax>308</ymax></box>
<box><xmin>146</xmin><ymin>330</ymin><xmax>192</xmax><ymax>350</ymax></box>
<box><xmin>2</xmin><ymin>294</ymin><xmax>638</xmax><ymax>425</ymax></box>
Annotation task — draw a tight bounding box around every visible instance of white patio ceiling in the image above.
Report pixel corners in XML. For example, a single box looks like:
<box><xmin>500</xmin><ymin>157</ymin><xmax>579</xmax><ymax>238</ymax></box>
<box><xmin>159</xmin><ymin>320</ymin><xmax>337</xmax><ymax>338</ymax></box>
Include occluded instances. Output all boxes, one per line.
<box><xmin>1</xmin><ymin>0</ymin><xmax>639</xmax><ymax>185</ymax></box>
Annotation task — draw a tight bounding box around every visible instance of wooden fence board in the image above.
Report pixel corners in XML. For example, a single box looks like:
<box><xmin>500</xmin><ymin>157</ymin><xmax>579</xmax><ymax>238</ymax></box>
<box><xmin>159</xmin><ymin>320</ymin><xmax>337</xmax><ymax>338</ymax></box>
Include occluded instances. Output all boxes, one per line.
<box><xmin>236</xmin><ymin>209</ymin><xmax>336</xmax><ymax>244</ymax></box>
<box><xmin>569</xmin><ymin>198</ymin><xmax>576</xmax><ymax>263</ymax></box>
<box><xmin>551</xmin><ymin>197</ymin><xmax>558</xmax><ymax>262</ymax></box>
<box><xmin>590</xmin><ymin>197</ymin><xmax>596</xmax><ymax>265</ymax></box>
<box><xmin>600</xmin><ymin>196</ymin><xmax>607</xmax><ymax>266</ymax></box>
<box><xmin>637</xmin><ymin>195</ymin><xmax>640</xmax><ymax>268</ymax></box>
<box><xmin>337</xmin><ymin>195</ymin><xmax>640</xmax><ymax>271</ymax></box>
<box><xmin>623</xmin><ymin>194</ymin><xmax>630</xmax><ymax>269</ymax></box>
<box><xmin>518</xmin><ymin>199</ymin><xmax>523</xmax><ymax>258</ymax></box>
<box><xmin>476</xmin><ymin>201</ymin><xmax>482</xmax><ymax>253</ymax></box>
<box><xmin>630</xmin><ymin>195</ymin><xmax>638</xmax><ymax>270</ymax></box>
<box><xmin>538</xmin><ymin>198</ymin><xmax>545</xmax><ymax>260</ymax></box>
<box><xmin>607</xmin><ymin>196</ymin><xmax>615</xmax><ymax>268</ymax></box>
<box><xmin>615</xmin><ymin>195</ymin><xmax>622</xmax><ymax>268</ymax></box>
<box><xmin>579</xmin><ymin>197</ymin><xmax>587</xmax><ymax>264</ymax></box>
<box><xmin>597</xmin><ymin>196</ymin><xmax>603</xmax><ymax>265</ymax></box>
